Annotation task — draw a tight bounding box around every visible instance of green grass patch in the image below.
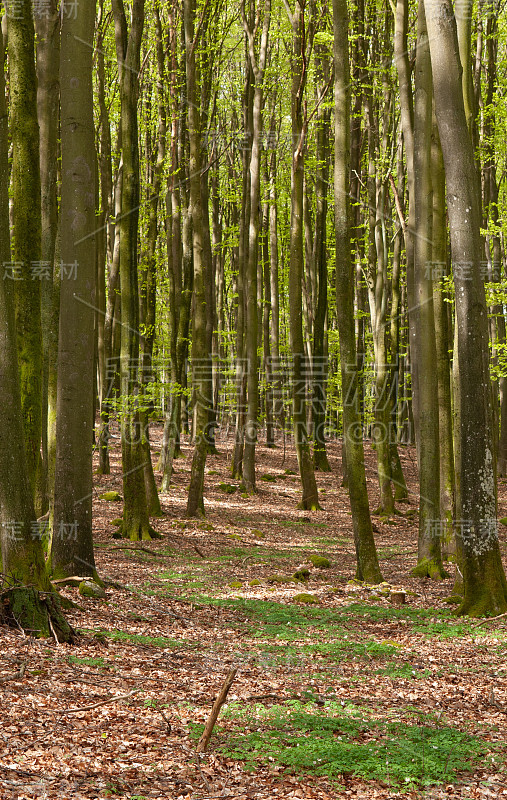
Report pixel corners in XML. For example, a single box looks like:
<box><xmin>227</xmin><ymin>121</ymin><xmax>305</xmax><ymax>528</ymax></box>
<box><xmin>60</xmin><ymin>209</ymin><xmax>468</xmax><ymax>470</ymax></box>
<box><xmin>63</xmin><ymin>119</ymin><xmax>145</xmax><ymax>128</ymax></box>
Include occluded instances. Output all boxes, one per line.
<box><xmin>67</xmin><ymin>655</ymin><xmax>107</xmax><ymax>669</ymax></box>
<box><xmin>373</xmin><ymin>662</ymin><xmax>432</xmax><ymax>679</ymax></box>
<box><xmin>195</xmin><ymin>700</ymin><xmax>493</xmax><ymax>789</ymax></box>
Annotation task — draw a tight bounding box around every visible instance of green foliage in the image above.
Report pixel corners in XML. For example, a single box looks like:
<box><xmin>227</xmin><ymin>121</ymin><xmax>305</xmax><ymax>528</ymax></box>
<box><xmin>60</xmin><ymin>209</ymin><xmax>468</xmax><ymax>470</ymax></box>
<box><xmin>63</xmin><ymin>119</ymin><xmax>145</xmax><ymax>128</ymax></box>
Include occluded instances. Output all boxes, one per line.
<box><xmin>205</xmin><ymin>701</ymin><xmax>492</xmax><ymax>788</ymax></box>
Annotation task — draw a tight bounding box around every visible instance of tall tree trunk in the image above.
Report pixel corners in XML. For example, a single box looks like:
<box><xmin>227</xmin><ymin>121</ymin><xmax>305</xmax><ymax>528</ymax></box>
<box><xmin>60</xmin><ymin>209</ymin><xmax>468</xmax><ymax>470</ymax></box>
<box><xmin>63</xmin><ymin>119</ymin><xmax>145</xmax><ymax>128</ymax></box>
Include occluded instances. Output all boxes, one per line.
<box><xmin>431</xmin><ymin>117</ymin><xmax>456</xmax><ymax>561</ymax></box>
<box><xmin>139</xmin><ymin>7</ymin><xmax>165</xmax><ymax>518</ymax></box>
<box><xmin>312</xmin><ymin>35</ymin><xmax>331</xmax><ymax>473</ymax></box>
<box><xmin>287</xmin><ymin>0</ymin><xmax>320</xmax><ymax>510</ymax></box>
<box><xmin>241</xmin><ymin>0</ymin><xmax>271</xmax><ymax>491</ymax></box>
<box><xmin>8</xmin><ymin>0</ymin><xmax>43</xmax><ymax>502</ymax></box>
<box><xmin>185</xmin><ymin>0</ymin><xmax>210</xmax><ymax>516</ymax></box>
<box><xmin>0</xmin><ymin>12</ymin><xmax>72</xmax><ymax>640</ymax></box>
<box><xmin>411</xmin><ymin>1</ymin><xmax>445</xmax><ymax>579</ymax></box>
<box><xmin>96</xmin><ymin>0</ymin><xmax>113</xmax><ymax>476</ymax></box>
<box><xmin>35</xmin><ymin>0</ymin><xmax>60</xmax><ymax>518</ymax></box>
<box><xmin>394</xmin><ymin>0</ymin><xmax>419</xmax><ymax>451</ymax></box>
<box><xmin>51</xmin><ymin>0</ymin><xmax>100</xmax><ymax>580</ymax></box>
<box><xmin>425</xmin><ymin>0</ymin><xmax>507</xmax><ymax>615</ymax></box>
<box><xmin>112</xmin><ymin>0</ymin><xmax>155</xmax><ymax>540</ymax></box>
<box><xmin>333</xmin><ymin>0</ymin><xmax>382</xmax><ymax>583</ymax></box>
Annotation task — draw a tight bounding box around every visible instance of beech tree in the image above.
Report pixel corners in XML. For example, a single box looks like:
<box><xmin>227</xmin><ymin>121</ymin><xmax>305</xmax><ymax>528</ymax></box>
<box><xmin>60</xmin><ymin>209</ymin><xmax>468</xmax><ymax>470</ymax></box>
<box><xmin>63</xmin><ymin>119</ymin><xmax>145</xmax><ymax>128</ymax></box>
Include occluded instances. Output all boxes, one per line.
<box><xmin>425</xmin><ymin>0</ymin><xmax>507</xmax><ymax>615</ymax></box>
<box><xmin>0</xmin><ymin>9</ymin><xmax>72</xmax><ymax>640</ymax></box>
<box><xmin>51</xmin><ymin>0</ymin><xmax>100</xmax><ymax>581</ymax></box>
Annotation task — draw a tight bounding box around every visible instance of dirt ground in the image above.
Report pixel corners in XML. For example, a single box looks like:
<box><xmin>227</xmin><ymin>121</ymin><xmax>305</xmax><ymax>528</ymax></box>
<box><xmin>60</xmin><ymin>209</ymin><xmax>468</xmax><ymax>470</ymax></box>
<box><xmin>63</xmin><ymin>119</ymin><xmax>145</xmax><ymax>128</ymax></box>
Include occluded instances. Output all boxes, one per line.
<box><xmin>0</xmin><ymin>423</ymin><xmax>506</xmax><ymax>800</ymax></box>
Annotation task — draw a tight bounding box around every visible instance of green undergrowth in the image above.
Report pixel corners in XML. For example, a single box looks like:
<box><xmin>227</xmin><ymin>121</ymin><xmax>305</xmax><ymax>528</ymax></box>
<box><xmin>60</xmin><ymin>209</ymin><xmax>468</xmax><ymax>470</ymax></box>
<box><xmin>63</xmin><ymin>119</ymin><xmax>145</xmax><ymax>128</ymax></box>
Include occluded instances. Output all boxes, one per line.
<box><xmin>190</xmin><ymin>700</ymin><xmax>493</xmax><ymax>789</ymax></box>
<box><xmin>67</xmin><ymin>655</ymin><xmax>108</xmax><ymax>669</ymax></box>
<box><xmin>79</xmin><ymin>628</ymin><xmax>183</xmax><ymax>649</ymax></box>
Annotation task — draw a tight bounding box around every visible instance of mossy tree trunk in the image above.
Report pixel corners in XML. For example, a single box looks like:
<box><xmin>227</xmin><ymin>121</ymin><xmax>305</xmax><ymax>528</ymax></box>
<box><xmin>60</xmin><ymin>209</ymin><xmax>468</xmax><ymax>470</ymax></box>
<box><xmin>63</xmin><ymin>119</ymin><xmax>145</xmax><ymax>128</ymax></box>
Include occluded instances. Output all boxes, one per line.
<box><xmin>35</xmin><ymin>0</ymin><xmax>60</xmax><ymax>518</ymax></box>
<box><xmin>8</xmin><ymin>0</ymin><xmax>43</xmax><ymax>503</ymax></box>
<box><xmin>286</xmin><ymin>0</ymin><xmax>320</xmax><ymax>511</ymax></box>
<box><xmin>425</xmin><ymin>0</ymin><xmax>507</xmax><ymax>615</ymax></box>
<box><xmin>185</xmin><ymin>0</ymin><xmax>211</xmax><ymax>516</ymax></box>
<box><xmin>51</xmin><ymin>0</ymin><xmax>100</xmax><ymax>580</ymax></box>
<box><xmin>112</xmin><ymin>0</ymin><xmax>154</xmax><ymax>540</ymax></box>
<box><xmin>312</xmin><ymin>37</ymin><xmax>332</xmax><ymax>474</ymax></box>
<box><xmin>0</xmin><ymin>17</ymin><xmax>72</xmax><ymax>640</ymax></box>
<box><xmin>96</xmin><ymin>0</ymin><xmax>114</xmax><ymax>478</ymax></box>
<box><xmin>240</xmin><ymin>0</ymin><xmax>271</xmax><ymax>492</ymax></box>
<box><xmin>333</xmin><ymin>0</ymin><xmax>382</xmax><ymax>584</ymax></box>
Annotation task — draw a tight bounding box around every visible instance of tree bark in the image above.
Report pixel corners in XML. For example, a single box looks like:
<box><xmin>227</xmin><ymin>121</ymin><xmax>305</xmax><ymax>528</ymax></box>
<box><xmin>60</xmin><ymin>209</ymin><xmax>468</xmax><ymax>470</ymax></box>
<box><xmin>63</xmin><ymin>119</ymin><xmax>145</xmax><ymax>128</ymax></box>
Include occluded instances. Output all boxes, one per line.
<box><xmin>425</xmin><ymin>0</ymin><xmax>507</xmax><ymax>615</ymax></box>
<box><xmin>287</xmin><ymin>0</ymin><xmax>320</xmax><ymax>510</ymax></box>
<box><xmin>51</xmin><ymin>0</ymin><xmax>100</xmax><ymax>580</ymax></box>
<box><xmin>333</xmin><ymin>0</ymin><xmax>382</xmax><ymax>583</ymax></box>
<box><xmin>0</xmin><ymin>13</ymin><xmax>72</xmax><ymax>640</ymax></box>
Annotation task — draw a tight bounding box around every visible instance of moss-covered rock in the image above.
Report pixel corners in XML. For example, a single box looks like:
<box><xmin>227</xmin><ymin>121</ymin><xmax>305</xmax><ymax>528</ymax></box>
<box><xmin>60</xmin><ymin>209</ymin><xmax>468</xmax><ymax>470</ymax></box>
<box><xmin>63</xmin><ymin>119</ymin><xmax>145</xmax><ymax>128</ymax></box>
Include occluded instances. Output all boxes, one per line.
<box><xmin>219</xmin><ymin>482</ymin><xmax>237</xmax><ymax>494</ymax></box>
<box><xmin>444</xmin><ymin>594</ymin><xmax>462</xmax><ymax>604</ymax></box>
<box><xmin>284</xmin><ymin>469</ymin><xmax>297</xmax><ymax>475</ymax></box>
<box><xmin>111</xmin><ymin>518</ymin><xmax>123</xmax><ymax>526</ymax></box>
<box><xmin>293</xmin><ymin>567</ymin><xmax>311</xmax><ymax>582</ymax></box>
<box><xmin>260</xmin><ymin>473</ymin><xmax>277</xmax><ymax>482</ymax></box>
<box><xmin>249</xmin><ymin>579</ymin><xmax>261</xmax><ymax>587</ymax></box>
<box><xmin>410</xmin><ymin>558</ymin><xmax>450</xmax><ymax>580</ymax></box>
<box><xmin>207</xmin><ymin>470</ymin><xmax>219</xmax><ymax>476</ymax></box>
<box><xmin>251</xmin><ymin>529</ymin><xmax>265</xmax><ymax>539</ymax></box>
<box><xmin>309</xmin><ymin>555</ymin><xmax>331</xmax><ymax>569</ymax></box>
<box><xmin>100</xmin><ymin>491</ymin><xmax>122</xmax><ymax>501</ymax></box>
<box><xmin>229</xmin><ymin>581</ymin><xmax>243</xmax><ymax>589</ymax></box>
<box><xmin>228</xmin><ymin>534</ymin><xmax>242</xmax><ymax>540</ymax></box>
<box><xmin>499</xmin><ymin>517</ymin><xmax>507</xmax><ymax>526</ymax></box>
<box><xmin>293</xmin><ymin>592</ymin><xmax>318</xmax><ymax>604</ymax></box>
<box><xmin>78</xmin><ymin>580</ymin><xmax>106</xmax><ymax>599</ymax></box>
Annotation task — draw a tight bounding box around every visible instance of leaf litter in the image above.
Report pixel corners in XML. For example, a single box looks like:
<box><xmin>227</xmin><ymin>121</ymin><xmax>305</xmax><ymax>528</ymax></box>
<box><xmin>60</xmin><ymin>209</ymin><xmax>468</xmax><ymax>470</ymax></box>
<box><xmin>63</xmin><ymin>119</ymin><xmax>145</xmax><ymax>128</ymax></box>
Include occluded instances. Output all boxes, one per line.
<box><xmin>0</xmin><ymin>426</ymin><xmax>506</xmax><ymax>799</ymax></box>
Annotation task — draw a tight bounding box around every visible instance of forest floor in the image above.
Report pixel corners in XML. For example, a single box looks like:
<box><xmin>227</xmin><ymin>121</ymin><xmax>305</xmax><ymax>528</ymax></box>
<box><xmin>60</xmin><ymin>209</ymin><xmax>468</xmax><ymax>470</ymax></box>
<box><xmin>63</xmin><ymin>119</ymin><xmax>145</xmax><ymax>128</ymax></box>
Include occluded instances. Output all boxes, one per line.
<box><xmin>1</xmin><ymin>424</ymin><xmax>507</xmax><ymax>800</ymax></box>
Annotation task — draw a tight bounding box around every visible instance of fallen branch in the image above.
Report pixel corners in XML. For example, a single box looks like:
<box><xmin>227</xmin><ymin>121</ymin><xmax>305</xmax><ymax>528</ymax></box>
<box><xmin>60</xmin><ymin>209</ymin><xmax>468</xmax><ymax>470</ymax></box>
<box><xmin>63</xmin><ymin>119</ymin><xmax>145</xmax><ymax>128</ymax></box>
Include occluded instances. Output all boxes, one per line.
<box><xmin>0</xmin><ymin>660</ymin><xmax>26</xmax><ymax>684</ymax></box>
<box><xmin>196</xmin><ymin>667</ymin><xmax>237</xmax><ymax>753</ymax></box>
<box><xmin>471</xmin><ymin>612</ymin><xmax>507</xmax><ymax>629</ymax></box>
<box><xmin>58</xmin><ymin>688</ymin><xmax>141</xmax><ymax>714</ymax></box>
<box><xmin>194</xmin><ymin>545</ymin><xmax>206</xmax><ymax>559</ymax></box>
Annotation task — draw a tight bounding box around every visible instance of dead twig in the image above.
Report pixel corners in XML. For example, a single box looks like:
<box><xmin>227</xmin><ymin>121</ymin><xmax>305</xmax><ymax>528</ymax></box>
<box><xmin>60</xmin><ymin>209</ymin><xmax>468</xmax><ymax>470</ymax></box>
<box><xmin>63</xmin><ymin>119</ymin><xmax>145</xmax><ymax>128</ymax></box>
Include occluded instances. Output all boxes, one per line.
<box><xmin>194</xmin><ymin>750</ymin><xmax>211</xmax><ymax>792</ymax></box>
<box><xmin>471</xmin><ymin>612</ymin><xmax>507</xmax><ymax>629</ymax></box>
<box><xmin>196</xmin><ymin>667</ymin><xmax>237</xmax><ymax>753</ymax></box>
<box><xmin>57</xmin><ymin>688</ymin><xmax>141</xmax><ymax>714</ymax></box>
